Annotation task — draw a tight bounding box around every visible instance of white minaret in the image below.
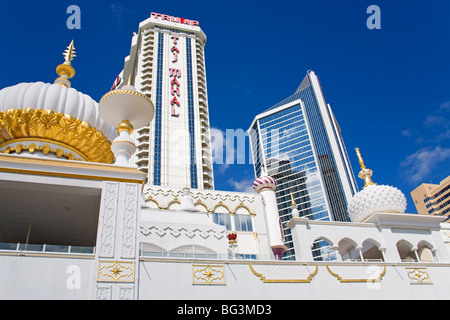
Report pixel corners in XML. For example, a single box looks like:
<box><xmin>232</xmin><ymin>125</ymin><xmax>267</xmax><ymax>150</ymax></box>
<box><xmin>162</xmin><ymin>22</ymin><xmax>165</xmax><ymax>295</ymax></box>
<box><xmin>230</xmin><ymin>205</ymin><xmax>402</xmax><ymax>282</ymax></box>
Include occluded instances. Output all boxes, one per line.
<box><xmin>253</xmin><ymin>171</ymin><xmax>287</xmax><ymax>260</ymax></box>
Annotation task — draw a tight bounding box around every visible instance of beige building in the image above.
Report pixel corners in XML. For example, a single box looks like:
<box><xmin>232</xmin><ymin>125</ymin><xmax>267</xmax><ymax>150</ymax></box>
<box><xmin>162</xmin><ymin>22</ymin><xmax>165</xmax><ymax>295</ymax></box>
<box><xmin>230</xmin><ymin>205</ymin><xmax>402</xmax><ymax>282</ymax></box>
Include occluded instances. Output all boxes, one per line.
<box><xmin>411</xmin><ymin>176</ymin><xmax>450</xmax><ymax>220</ymax></box>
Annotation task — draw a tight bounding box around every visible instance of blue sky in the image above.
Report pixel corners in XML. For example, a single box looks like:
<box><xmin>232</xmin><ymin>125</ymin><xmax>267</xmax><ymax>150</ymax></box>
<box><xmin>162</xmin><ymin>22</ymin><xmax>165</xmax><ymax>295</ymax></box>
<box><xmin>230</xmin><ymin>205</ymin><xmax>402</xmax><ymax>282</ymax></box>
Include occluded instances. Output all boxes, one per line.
<box><xmin>0</xmin><ymin>0</ymin><xmax>449</xmax><ymax>213</ymax></box>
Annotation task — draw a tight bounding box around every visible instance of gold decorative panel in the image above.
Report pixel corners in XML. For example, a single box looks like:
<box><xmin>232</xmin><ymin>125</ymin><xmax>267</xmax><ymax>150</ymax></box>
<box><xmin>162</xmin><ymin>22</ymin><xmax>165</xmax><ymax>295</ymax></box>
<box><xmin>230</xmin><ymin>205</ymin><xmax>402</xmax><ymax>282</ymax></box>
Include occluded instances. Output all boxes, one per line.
<box><xmin>193</xmin><ymin>265</ymin><xmax>225</xmax><ymax>285</ymax></box>
<box><xmin>405</xmin><ymin>268</ymin><xmax>432</xmax><ymax>284</ymax></box>
<box><xmin>98</xmin><ymin>261</ymin><xmax>135</xmax><ymax>282</ymax></box>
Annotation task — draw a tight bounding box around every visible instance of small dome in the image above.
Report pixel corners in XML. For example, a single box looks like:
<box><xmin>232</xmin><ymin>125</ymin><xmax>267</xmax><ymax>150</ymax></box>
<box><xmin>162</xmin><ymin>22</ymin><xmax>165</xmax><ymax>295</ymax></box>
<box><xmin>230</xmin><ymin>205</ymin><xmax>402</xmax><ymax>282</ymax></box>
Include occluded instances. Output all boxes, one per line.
<box><xmin>348</xmin><ymin>184</ymin><xmax>407</xmax><ymax>222</ymax></box>
<box><xmin>253</xmin><ymin>174</ymin><xmax>277</xmax><ymax>193</ymax></box>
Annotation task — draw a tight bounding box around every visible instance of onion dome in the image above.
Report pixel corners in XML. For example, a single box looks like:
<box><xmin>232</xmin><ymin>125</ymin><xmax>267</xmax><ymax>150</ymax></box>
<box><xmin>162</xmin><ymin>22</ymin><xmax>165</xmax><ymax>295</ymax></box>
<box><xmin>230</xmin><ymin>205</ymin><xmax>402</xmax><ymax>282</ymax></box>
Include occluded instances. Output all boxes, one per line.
<box><xmin>0</xmin><ymin>41</ymin><xmax>116</xmax><ymax>163</ymax></box>
<box><xmin>253</xmin><ymin>170</ymin><xmax>277</xmax><ymax>193</ymax></box>
<box><xmin>348</xmin><ymin>148</ymin><xmax>407</xmax><ymax>222</ymax></box>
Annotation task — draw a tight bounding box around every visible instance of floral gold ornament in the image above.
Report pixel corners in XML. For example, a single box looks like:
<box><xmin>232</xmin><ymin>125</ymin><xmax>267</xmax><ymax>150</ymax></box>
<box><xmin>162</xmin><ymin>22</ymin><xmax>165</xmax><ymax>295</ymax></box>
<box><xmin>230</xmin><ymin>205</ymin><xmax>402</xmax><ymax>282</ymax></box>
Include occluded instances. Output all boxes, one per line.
<box><xmin>0</xmin><ymin>108</ymin><xmax>114</xmax><ymax>163</ymax></box>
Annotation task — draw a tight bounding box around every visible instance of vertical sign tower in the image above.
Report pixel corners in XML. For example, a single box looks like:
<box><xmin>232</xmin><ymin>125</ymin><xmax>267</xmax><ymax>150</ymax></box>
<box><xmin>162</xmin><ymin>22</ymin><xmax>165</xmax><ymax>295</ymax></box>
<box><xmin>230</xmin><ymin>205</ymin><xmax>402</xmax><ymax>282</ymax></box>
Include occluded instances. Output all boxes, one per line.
<box><xmin>115</xmin><ymin>12</ymin><xmax>214</xmax><ymax>190</ymax></box>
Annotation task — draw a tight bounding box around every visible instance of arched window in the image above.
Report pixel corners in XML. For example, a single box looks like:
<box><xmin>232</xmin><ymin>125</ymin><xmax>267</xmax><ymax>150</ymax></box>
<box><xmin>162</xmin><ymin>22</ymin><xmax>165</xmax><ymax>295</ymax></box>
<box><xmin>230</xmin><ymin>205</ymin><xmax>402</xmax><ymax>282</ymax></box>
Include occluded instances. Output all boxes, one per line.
<box><xmin>338</xmin><ymin>238</ymin><xmax>360</xmax><ymax>261</ymax></box>
<box><xmin>311</xmin><ymin>237</ymin><xmax>337</xmax><ymax>261</ymax></box>
<box><xmin>396</xmin><ymin>240</ymin><xmax>417</xmax><ymax>262</ymax></box>
<box><xmin>361</xmin><ymin>239</ymin><xmax>384</xmax><ymax>262</ymax></box>
<box><xmin>140</xmin><ymin>243</ymin><xmax>166</xmax><ymax>257</ymax></box>
<box><xmin>417</xmin><ymin>240</ymin><xmax>437</xmax><ymax>262</ymax></box>
<box><xmin>170</xmin><ymin>245</ymin><xmax>217</xmax><ymax>259</ymax></box>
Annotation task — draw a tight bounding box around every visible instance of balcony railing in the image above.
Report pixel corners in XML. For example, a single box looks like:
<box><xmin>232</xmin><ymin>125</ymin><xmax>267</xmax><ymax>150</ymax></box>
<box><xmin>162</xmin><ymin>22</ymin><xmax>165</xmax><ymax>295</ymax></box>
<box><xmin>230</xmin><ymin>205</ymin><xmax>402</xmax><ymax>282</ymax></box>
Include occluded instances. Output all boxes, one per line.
<box><xmin>0</xmin><ymin>243</ymin><xmax>95</xmax><ymax>255</ymax></box>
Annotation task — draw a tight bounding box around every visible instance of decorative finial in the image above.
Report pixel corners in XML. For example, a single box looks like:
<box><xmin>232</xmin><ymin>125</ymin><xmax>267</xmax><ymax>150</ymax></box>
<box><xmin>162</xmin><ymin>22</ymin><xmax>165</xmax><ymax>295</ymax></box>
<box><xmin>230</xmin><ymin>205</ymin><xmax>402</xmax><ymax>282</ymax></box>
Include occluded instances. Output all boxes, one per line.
<box><xmin>355</xmin><ymin>147</ymin><xmax>377</xmax><ymax>189</ymax></box>
<box><xmin>55</xmin><ymin>41</ymin><xmax>76</xmax><ymax>88</ymax></box>
<box><xmin>63</xmin><ymin>40</ymin><xmax>76</xmax><ymax>63</ymax></box>
<box><xmin>290</xmin><ymin>192</ymin><xmax>296</xmax><ymax>206</ymax></box>
<box><xmin>355</xmin><ymin>147</ymin><xmax>366</xmax><ymax>169</ymax></box>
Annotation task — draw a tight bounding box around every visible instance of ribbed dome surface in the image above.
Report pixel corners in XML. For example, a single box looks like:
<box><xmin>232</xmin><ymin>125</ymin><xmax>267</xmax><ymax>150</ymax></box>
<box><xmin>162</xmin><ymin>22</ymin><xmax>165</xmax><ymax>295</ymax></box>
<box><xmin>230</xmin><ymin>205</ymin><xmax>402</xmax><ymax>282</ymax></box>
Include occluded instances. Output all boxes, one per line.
<box><xmin>0</xmin><ymin>82</ymin><xmax>117</xmax><ymax>142</ymax></box>
<box><xmin>348</xmin><ymin>184</ymin><xmax>407</xmax><ymax>222</ymax></box>
<box><xmin>253</xmin><ymin>175</ymin><xmax>277</xmax><ymax>192</ymax></box>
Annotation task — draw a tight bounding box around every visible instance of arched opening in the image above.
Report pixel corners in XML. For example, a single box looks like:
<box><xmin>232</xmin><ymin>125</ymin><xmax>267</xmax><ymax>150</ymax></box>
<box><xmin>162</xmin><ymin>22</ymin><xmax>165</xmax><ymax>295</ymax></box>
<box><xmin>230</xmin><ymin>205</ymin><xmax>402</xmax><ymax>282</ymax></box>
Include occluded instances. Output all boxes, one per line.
<box><xmin>417</xmin><ymin>240</ymin><xmax>437</xmax><ymax>262</ymax></box>
<box><xmin>170</xmin><ymin>245</ymin><xmax>218</xmax><ymax>259</ymax></box>
<box><xmin>361</xmin><ymin>239</ymin><xmax>384</xmax><ymax>262</ymax></box>
<box><xmin>211</xmin><ymin>205</ymin><xmax>232</xmax><ymax>231</ymax></box>
<box><xmin>338</xmin><ymin>238</ymin><xmax>360</xmax><ymax>261</ymax></box>
<box><xmin>396</xmin><ymin>239</ymin><xmax>417</xmax><ymax>262</ymax></box>
<box><xmin>140</xmin><ymin>243</ymin><xmax>166</xmax><ymax>257</ymax></box>
<box><xmin>311</xmin><ymin>237</ymin><xmax>337</xmax><ymax>261</ymax></box>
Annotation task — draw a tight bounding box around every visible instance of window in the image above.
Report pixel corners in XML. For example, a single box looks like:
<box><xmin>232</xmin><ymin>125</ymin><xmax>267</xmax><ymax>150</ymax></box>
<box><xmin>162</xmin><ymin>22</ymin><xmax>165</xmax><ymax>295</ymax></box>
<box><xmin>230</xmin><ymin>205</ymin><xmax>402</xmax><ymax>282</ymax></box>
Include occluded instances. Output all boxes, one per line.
<box><xmin>212</xmin><ymin>212</ymin><xmax>232</xmax><ymax>231</ymax></box>
<box><xmin>234</xmin><ymin>214</ymin><xmax>253</xmax><ymax>232</ymax></box>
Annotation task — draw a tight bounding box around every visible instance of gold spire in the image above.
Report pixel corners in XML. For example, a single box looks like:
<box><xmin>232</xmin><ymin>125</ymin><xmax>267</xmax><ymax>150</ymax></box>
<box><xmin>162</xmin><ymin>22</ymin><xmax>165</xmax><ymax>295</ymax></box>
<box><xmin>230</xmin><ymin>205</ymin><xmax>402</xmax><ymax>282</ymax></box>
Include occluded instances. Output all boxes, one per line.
<box><xmin>55</xmin><ymin>41</ymin><xmax>76</xmax><ymax>88</ymax></box>
<box><xmin>355</xmin><ymin>147</ymin><xmax>377</xmax><ymax>189</ymax></box>
<box><xmin>355</xmin><ymin>147</ymin><xmax>366</xmax><ymax>169</ymax></box>
<box><xmin>290</xmin><ymin>192</ymin><xmax>296</xmax><ymax>206</ymax></box>
<box><xmin>63</xmin><ymin>40</ymin><xmax>76</xmax><ymax>62</ymax></box>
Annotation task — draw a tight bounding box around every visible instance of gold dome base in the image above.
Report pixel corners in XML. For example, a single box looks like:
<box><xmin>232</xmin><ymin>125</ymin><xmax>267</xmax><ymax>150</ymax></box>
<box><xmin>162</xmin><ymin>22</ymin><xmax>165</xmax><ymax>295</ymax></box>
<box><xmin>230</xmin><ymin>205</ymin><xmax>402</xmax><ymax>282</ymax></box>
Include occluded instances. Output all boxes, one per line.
<box><xmin>0</xmin><ymin>108</ymin><xmax>114</xmax><ymax>164</ymax></box>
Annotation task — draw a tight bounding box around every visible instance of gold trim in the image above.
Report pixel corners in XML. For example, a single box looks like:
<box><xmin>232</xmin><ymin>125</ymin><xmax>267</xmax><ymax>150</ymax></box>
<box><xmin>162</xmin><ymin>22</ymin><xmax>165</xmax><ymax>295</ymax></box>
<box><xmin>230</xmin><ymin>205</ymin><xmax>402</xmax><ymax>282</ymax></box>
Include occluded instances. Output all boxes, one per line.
<box><xmin>0</xmin><ymin>108</ymin><xmax>114</xmax><ymax>163</ymax></box>
<box><xmin>147</xmin><ymin>197</ymin><xmax>257</xmax><ymax>216</ymax></box>
<box><xmin>249</xmin><ymin>264</ymin><xmax>318</xmax><ymax>283</ymax></box>
<box><xmin>56</xmin><ymin>63</ymin><xmax>75</xmax><ymax>79</ymax></box>
<box><xmin>0</xmin><ymin>138</ymin><xmax>88</xmax><ymax>161</ymax></box>
<box><xmin>100</xmin><ymin>89</ymin><xmax>153</xmax><ymax>106</ymax></box>
<box><xmin>326</xmin><ymin>265</ymin><xmax>386</xmax><ymax>283</ymax></box>
<box><xmin>144</xmin><ymin>195</ymin><xmax>180</xmax><ymax>210</ymax></box>
<box><xmin>0</xmin><ymin>166</ymin><xmax>144</xmax><ymax>184</ymax></box>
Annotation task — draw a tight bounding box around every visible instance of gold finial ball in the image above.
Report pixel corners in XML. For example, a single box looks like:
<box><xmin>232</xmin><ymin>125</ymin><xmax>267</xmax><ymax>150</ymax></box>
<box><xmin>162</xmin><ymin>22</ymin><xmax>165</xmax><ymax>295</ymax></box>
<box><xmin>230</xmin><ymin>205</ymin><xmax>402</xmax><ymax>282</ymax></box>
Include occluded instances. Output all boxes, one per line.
<box><xmin>117</xmin><ymin>120</ymin><xmax>134</xmax><ymax>134</ymax></box>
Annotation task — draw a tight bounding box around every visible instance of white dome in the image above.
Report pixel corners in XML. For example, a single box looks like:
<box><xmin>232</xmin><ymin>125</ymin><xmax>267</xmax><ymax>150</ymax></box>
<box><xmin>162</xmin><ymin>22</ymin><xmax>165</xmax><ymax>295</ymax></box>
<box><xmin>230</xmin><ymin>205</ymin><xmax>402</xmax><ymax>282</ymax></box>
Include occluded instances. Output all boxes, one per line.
<box><xmin>347</xmin><ymin>184</ymin><xmax>407</xmax><ymax>222</ymax></box>
<box><xmin>0</xmin><ymin>82</ymin><xmax>117</xmax><ymax>142</ymax></box>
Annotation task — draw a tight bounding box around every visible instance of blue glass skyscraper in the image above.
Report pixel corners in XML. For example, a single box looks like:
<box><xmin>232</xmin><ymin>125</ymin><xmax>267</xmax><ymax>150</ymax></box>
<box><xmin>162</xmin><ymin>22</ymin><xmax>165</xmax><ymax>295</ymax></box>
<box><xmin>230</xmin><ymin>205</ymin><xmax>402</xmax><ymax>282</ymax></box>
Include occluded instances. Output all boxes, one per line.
<box><xmin>249</xmin><ymin>71</ymin><xmax>358</xmax><ymax>260</ymax></box>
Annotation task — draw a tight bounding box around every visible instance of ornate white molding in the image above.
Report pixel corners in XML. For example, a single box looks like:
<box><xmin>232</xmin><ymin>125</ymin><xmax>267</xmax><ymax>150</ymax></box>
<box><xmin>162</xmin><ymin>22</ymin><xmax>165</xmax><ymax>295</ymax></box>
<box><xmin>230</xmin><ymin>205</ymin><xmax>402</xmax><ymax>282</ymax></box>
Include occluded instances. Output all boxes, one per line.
<box><xmin>99</xmin><ymin>182</ymin><xmax>119</xmax><ymax>258</ymax></box>
<box><xmin>121</xmin><ymin>184</ymin><xmax>138</xmax><ymax>259</ymax></box>
<box><xmin>140</xmin><ymin>225</ymin><xmax>226</xmax><ymax>241</ymax></box>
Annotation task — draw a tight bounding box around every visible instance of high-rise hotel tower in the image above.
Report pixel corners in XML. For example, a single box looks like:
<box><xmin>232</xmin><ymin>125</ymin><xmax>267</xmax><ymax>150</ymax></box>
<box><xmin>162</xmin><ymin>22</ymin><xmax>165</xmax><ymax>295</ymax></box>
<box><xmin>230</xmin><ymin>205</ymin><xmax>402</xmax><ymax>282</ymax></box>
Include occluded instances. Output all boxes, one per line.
<box><xmin>249</xmin><ymin>71</ymin><xmax>358</xmax><ymax>259</ymax></box>
<box><xmin>113</xmin><ymin>12</ymin><xmax>214</xmax><ymax>189</ymax></box>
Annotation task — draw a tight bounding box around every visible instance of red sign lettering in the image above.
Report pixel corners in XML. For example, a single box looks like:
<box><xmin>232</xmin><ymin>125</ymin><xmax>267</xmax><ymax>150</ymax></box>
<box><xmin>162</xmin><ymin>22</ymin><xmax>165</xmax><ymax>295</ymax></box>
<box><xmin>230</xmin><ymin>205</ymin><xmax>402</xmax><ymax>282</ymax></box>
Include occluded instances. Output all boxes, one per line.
<box><xmin>151</xmin><ymin>12</ymin><xmax>200</xmax><ymax>27</ymax></box>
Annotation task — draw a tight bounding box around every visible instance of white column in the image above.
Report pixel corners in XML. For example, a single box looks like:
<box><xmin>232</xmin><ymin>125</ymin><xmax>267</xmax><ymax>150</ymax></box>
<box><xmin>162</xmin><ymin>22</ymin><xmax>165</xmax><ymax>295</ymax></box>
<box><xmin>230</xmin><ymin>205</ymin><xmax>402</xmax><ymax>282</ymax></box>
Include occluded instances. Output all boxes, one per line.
<box><xmin>259</xmin><ymin>187</ymin><xmax>287</xmax><ymax>260</ymax></box>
